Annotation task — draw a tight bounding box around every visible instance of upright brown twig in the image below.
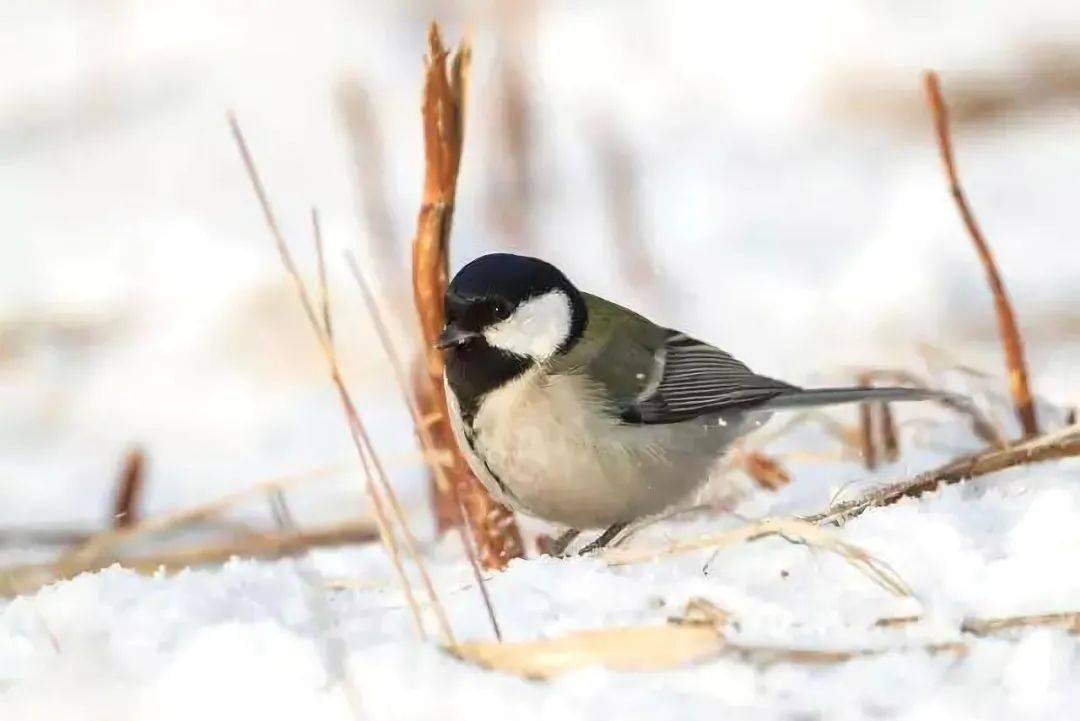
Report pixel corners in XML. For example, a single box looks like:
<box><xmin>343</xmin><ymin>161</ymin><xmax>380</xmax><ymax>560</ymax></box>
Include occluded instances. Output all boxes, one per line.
<box><xmin>856</xmin><ymin>376</ymin><xmax>878</xmax><ymax>470</ymax></box>
<box><xmin>923</xmin><ymin>71</ymin><xmax>1038</xmax><ymax>438</ymax></box>
<box><xmin>111</xmin><ymin>447</ymin><xmax>145</xmax><ymax>528</ymax></box>
<box><xmin>411</xmin><ymin>23</ymin><xmax>524</xmax><ymax>569</ymax></box>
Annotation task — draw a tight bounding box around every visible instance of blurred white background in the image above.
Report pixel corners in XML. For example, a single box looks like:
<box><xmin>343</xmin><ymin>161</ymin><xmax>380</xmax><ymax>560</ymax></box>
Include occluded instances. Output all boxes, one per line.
<box><xmin>2</xmin><ymin>0</ymin><xmax>1078</xmax><ymax>530</ymax></box>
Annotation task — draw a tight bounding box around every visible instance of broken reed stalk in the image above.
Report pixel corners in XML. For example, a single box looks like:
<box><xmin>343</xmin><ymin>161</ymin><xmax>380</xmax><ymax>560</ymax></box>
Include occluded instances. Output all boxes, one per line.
<box><xmin>857</xmin><ymin>376</ymin><xmax>878</xmax><ymax>470</ymax></box>
<box><xmin>61</xmin><ymin>463</ymin><xmax>342</xmax><ymax>569</ymax></box>
<box><xmin>411</xmin><ymin>23</ymin><xmax>524</xmax><ymax>568</ymax></box>
<box><xmin>111</xmin><ymin>446</ymin><xmax>146</xmax><ymax>528</ymax></box>
<box><xmin>879</xmin><ymin>403</ymin><xmax>900</xmax><ymax>463</ymax></box>
<box><xmin>857</xmin><ymin>368</ymin><xmax>1006</xmax><ymax>448</ymax></box>
<box><xmin>1</xmin><ymin>519</ymin><xmax>378</xmax><ymax>597</ymax></box>
<box><xmin>346</xmin><ymin>255</ymin><xmax>503</xmax><ymax>641</ymax></box>
<box><xmin>808</xmin><ymin>422</ymin><xmax>1080</xmax><ymax>525</ymax></box>
<box><xmin>923</xmin><ymin>71</ymin><xmax>1038</xmax><ymax>438</ymax></box>
<box><xmin>228</xmin><ymin>115</ymin><xmax>454</xmax><ymax>646</ymax></box>
<box><xmin>855</xmin><ymin>374</ymin><xmax>901</xmax><ymax>468</ymax></box>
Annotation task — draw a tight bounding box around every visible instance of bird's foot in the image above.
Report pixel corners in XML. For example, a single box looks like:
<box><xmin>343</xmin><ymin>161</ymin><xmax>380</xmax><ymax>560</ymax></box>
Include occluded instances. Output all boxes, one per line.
<box><xmin>577</xmin><ymin>522</ymin><xmax>628</xmax><ymax>555</ymax></box>
<box><xmin>543</xmin><ymin>528</ymin><xmax>581</xmax><ymax>558</ymax></box>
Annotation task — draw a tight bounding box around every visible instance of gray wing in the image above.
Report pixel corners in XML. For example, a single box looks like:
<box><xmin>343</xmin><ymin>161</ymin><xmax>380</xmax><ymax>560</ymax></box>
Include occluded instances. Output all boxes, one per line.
<box><xmin>620</xmin><ymin>332</ymin><xmax>799</xmax><ymax>424</ymax></box>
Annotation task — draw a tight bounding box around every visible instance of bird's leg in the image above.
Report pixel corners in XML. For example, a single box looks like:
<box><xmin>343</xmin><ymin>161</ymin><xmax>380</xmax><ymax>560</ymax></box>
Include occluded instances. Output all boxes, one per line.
<box><xmin>578</xmin><ymin>522</ymin><xmax>628</xmax><ymax>555</ymax></box>
<box><xmin>545</xmin><ymin>528</ymin><xmax>581</xmax><ymax>557</ymax></box>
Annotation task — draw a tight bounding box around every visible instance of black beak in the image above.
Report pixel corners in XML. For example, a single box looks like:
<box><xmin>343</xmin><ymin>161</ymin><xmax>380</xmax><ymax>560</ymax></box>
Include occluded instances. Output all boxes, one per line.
<box><xmin>436</xmin><ymin>324</ymin><xmax>480</xmax><ymax>349</ymax></box>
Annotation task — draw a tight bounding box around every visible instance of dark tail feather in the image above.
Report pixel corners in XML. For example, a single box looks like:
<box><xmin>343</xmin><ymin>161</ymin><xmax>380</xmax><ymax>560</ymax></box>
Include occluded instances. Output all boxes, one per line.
<box><xmin>759</xmin><ymin>386</ymin><xmax>943</xmax><ymax>410</ymax></box>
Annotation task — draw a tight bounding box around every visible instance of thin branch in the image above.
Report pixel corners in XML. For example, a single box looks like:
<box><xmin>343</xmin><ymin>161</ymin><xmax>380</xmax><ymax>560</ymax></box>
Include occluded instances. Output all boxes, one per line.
<box><xmin>807</xmin><ymin>423</ymin><xmax>1080</xmax><ymax>525</ymax></box>
<box><xmin>227</xmin><ymin>113</ymin><xmax>449</xmax><ymax>645</ymax></box>
<box><xmin>878</xmin><ymin>402</ymin><xmax>900</xmax><ymax>463</ymax></box>
<box><xmin>346</xmin><ymin>253</ymin><xmax>503</xmax><ymax>641</ymax></box>
<box><xmin>857</xmin><ymin>375</ymin><xmax>878</xmax><ymax>470</ymax></box>
<box><xmin>923</xmin><ymin>71</ymin><xmax>1038</xmax><ymax>437</ymax></box>
<box><xmin>311</xmin><ymin>208</ymin><xmax>333</xmax><ymax>341</ymax></box>
<box><xmin>111</xmin><ymin>446</ymin><xmax>146</xmax><ymax>528</ymax></box>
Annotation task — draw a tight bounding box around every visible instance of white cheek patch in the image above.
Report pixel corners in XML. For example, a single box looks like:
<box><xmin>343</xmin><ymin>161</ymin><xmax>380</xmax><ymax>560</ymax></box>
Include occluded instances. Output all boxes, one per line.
<box><xmin>484</xmin><ymin>290</ymin><xmax>571</xmax><ymax>360</ymax></box>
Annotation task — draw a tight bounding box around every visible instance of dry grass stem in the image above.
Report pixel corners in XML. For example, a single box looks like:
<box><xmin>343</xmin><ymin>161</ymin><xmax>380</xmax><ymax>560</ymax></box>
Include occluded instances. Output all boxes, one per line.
<box><xmin>923</xmin><ymin>71</ymin><xmax>1038</xmax><ymax>438</ymax></box>
<box><xmin>1</xmin><ymin>518</ymin><xmax>378</xmax><ymax>597</ymax></box>
<box><xmin>346</xmin><ymin>254</ymin><xmax>503</xmax><ymax>641</ymax></box>
<box><xmin>111</xmin><ymin>446</ymin><xmax>146</xmax><ymax>528</ymax></box>
<box><xmin>311</xmin><ymin>208</ymin><xmax>333</xmax><ymax>341</ymax></box>
<box><xmin>808</xmin><ymin>422</ymin><xmax>1080</xmax><ymax>525</ymax></box>
<box><xmin>228</xmin><ymin>114</ymin><xmax>453</xmax><ymax>645</ymax></box>
<box><xmin>61</xmin><ymin>464</ymin><xmax>342</xmax><ymax>570</ymax></box>
<box><xmin>602</xmin><ymin>517</ymin><xmax>912</xmax><ymax>598</ymax></box>
<box><xmin>962</xmin><ymin>612</ymin><xmax>1080</xmax><ymax>636</ymax></box>
<box><xmin>411</xmin><ymin>23</ymin><xmax>523</xmax><ymax>568</ymax></box>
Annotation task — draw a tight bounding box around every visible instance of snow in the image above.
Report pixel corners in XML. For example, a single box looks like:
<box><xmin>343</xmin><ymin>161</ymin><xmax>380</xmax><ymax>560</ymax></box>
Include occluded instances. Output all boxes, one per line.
<box><xmin>3</xmin><ymin>0</ymin><xmax>1080</xmax><ymax>719</ymax></box>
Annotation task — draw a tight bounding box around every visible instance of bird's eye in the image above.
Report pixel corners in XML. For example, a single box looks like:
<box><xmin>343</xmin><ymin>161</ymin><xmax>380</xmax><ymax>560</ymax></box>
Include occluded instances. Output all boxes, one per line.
<box><xmin>493</xmin><ymin>301</ymin><xmax>508</xmax><ymax>319</ymax></box>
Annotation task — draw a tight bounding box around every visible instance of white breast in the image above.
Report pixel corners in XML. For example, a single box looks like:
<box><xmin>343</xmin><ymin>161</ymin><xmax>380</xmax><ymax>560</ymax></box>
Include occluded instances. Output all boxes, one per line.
<box><xmin>446</xmin><ymin>368</ymin><xmax>725</xmax><ymax>529</ymax></box>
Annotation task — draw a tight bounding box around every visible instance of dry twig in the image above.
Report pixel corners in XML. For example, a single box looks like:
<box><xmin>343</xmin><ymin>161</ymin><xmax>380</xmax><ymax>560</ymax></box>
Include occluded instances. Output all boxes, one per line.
<box><xmin>1</xmin><ymin>519</ymin><xmax>377</xmax><ymax>597</ymax></box>
<box><xmin>61</xmin><ymin>464</ymin><xmax>342</xmax><ymax>570</ymax></box>
<box><xmin>857</xmin><ymin>376</ymin><xmax>878</xmax><ymax>470</ymax></box>
<box><xmin>411</xmin><ymin>23</ymin><xmax>523</xmax><ymax>569</ymax></box>
<box><xmin>228</xmin><ymin>114</ymin><xmax>453</xmax><ymax>646</ymax></box>
<box><xmin>879</xmin><ymin>402</ymin><xmax>900</xmax><ymax>463</ymax></box>
<box><xmin>111</xmin><ymin>446</ymin><xmax>146</xmax><ymax>529</ymax></box>
<box><xmin>346</xmin><ymin>254</ymin><xmax>504</xmax><ymax>641</ymax></box>
<box><xmin>962</xmin><ymin>612</ymin><xmax>1080</xmax><ymax>636</ymax></box>
<box><xmin>856</xmin><ymin>368</ymin><xmax>1006</xmax><ymax>448</ymax></box>
<box><xmin>808</xmin><ymin>422</ymin><xmax>1080</xmax><ymax>525</ymax></box>
<box><xmin>923</xmin><ymin>71</ymin><xmax>1038</xmax><ymax>437</ymax></box>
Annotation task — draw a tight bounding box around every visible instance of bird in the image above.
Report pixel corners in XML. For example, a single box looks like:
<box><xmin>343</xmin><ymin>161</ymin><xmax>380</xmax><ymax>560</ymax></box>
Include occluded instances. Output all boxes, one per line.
<box><xmin>438</xmin><ymin>253</ymin><xmax>938</xmax><ymax>555</ymax></box>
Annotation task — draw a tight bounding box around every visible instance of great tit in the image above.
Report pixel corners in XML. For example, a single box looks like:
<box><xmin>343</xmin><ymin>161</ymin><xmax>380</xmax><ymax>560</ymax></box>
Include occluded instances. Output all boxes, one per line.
<box><xmin>438</xmin><ymin>253</ymin><xmax>936</xmax><ymax>554</ymax></box>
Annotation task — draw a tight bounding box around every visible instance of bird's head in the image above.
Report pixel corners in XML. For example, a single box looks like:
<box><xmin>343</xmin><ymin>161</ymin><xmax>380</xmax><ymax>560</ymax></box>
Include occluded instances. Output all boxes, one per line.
<box><xmin>439</xmin><ymin>253</ymin><xmax>587</xmax><ymax>360</ymax></box>
<box><xmin>438</xmin><ymin>254</ymin><xmax>587</xmax><ymax>401</ymax></box>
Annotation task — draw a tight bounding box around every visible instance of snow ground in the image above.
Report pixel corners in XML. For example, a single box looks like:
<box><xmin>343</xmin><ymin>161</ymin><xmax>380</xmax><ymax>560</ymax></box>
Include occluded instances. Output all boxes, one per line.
<box><xmin>2</xmin><ymin>1</ymin><xmax>1080</xmax><ymax>719</ymax></box>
